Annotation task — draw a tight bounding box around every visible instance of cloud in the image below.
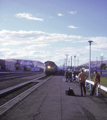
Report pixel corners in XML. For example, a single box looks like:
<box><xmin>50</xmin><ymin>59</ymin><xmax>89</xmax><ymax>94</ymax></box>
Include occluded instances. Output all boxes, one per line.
<box><xmin>0</xmin><ymin>30</ymin><xmax>87</xmax><ymax>64</ymax></box>
<box><xmin>0</xmin><ymin>30</ymin><xmax>83</xmax><ymax>45</ymax></box>
<box><xmin>58</xmin><ymin>13</ymin><xmax>63</xmax><ymax>16</ymax></box>
<box><xmin>49</xmin><ymin>16</ymin><xmax>53</xmax><ymax>18</ymax></box>
<box><xmin>68</xmin><ymin>11</ymin><xmax>77</xmax><ymax>15</ymax></box>
<box><xmin>1</xmin><ymin>41</ymin><xmax>23</xmax><ymax>46</ymax></box>
<box><xmin>68</xmin><ymin>25</ymin><xmax>78</xmax><ymax>29</ymax></box>
<box><xmin>55</xmin><ymin>47</ymin><xmax>87</xmax><ymax>56</ymax></box>
<box><xmin>92</xmin><ymin>44</ymin><xmax>107</xmax><ymax>51</ymax></box>
<box><xmin>84</xmin><ymin>37</ymin><xmax>107</xmax><ymax>51</ymax></box>
<box><xmin>1</xmin><ymin>30</ymin><xmax>107</xmax><ymax>48</ymax></box>
<box><xmin>15</xmin><ymin>13</ymin><xmax>43</xmax><ymax>21</ymax></box>
<box><xmin>24</xmin><ymin>43</ymin><xmax>50</xmax><ymax>50</ymax></box>
<box><xmin>89</xmin><ymin>37</ymin><xmax>107</xmax><ymax>44</ymax></box>
<box><xmin>0</xmin><ymin>30</ymin><xmax>107</xmax><ymax>65</ymax></box>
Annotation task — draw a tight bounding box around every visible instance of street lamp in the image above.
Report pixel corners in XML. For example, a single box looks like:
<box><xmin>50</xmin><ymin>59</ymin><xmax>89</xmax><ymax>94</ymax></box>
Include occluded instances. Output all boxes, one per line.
<box><xmin>74</xmin><ymin>56</ymin><xmax>76</xmax><ymax>70</ymax></box>
<box><xmin>71</xmin><ymin>56</ymin><xmax>72</xmax><ymax>69</ymax></box>
<box><xmin>96</xmin><ymin>57</ymin><xmax>98</xmax><ymax>70</ymax></box>
<box><xmin>68</xmin><ymin>60</ymin><xmax>70</xmax><ymax>69</ymax></box>
<box><xmin>66</xmin><ymin>54</ymin><xmax>68</xmax><ymax>70</ymax></box>
<box><xmin>100</xmin><ymin>53</ymin><xmax>103</xmax><ymax>74</ymax></box>
<box><xmin>88</xmin><ymin>40</ymin><xmax>93</xmax><ymax>81</ymax></box>
<box><xmin>77</xmin><ymin>57</ymin><xmax>79</xmax><ymax>68</ymax></box>
<box><xmin>63</xmin><ymin>58</ymin><xmax>66</xmax><ymax>70</ymax></box>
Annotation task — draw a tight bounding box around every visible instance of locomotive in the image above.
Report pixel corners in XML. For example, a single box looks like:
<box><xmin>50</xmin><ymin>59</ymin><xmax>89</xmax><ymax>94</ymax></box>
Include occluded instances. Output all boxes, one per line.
<box><xmin>44</xmin><ymin>61</ymin><xmax>58</xmax><ymax>76</ymax></box>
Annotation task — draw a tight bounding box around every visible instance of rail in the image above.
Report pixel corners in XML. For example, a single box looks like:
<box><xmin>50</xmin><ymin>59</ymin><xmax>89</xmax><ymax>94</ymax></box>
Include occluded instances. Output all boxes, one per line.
<box><xmin>75</xmin><ymin>76</ymin><xmax>107</xmax><ymax>96</ymax></box>
<box><xmin>85</xmin><ymin>79</ymin><xmax>107</xmax><ymax>96</ymax></box>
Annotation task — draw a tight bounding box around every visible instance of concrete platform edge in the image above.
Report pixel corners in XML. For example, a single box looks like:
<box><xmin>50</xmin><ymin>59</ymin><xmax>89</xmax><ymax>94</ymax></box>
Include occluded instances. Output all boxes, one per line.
<box><xmin>0</xmin><ymin>76</ymin><xmax>52</xmax><ymax>118</ymax></box>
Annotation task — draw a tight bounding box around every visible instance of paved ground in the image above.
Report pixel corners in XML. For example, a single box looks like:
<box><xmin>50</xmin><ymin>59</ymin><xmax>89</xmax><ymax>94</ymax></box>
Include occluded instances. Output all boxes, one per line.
<box><xmin>0</xmin><ymin>75</ymin><xmax>107</xmax><ymax>120</ymax></box>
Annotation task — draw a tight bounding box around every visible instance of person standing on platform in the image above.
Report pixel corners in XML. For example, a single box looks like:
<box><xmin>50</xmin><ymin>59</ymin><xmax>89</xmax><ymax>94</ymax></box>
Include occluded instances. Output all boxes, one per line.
<box><xmin>90</xmin><ymin>71</ymin><xmax>100</xmax><ymax>96</ymax></box>
<box><xmin>72</xmin><ymin>70</ymin><xmax>76</xmax><ymax>81</ymax></box>
<box><xmin>68</xmin><ymin>70</ymin><xmax>72</xmax><ymax>82</ymax></box>
<box><xmin>65</xmin><ymin>70</ymin><xmax>69</xmax><ymax>82</ymax></box>
<box><xmin>78</xmin><ymin>69</ymin><xmax>88</xmax><ymax>96</ymax></box>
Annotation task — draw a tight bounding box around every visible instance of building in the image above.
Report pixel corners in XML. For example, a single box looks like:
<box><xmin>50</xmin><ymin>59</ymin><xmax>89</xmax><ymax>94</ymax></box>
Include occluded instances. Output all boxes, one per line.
<box><xmin>5</xmin><ymin>61</ymin><xmax>16</xmax><ymax>71</ymax></box>
<box><xmin>31</xmin><ymin>67</ymin><xmax>40</xmax><ymax>72</ymax></box>
<box><xmin>0</xmin><ymin>59</ymin><xmax>5</xmax><ymax>71</ymax></box>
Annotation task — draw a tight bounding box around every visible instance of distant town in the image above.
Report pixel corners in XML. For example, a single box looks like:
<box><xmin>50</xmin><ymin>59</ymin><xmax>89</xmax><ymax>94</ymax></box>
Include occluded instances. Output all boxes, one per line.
<box><xmin>0</xmin><ymin>59</ymin><xmax>107</xmax><ymax>73</ymax></box>
<box><xmin>62</xmin><ymin>60</ymin><xmax>107</xmax><ymax>74</ymax></box>
<box><xmin>78</xmin><ymin>60</ymin><xmax>107</xmax><ymax>70</ymax></box>
<box><xmin>0</xmin><ymin>59</ymin><xmax>44</xmax><ymax>72</ymax></box>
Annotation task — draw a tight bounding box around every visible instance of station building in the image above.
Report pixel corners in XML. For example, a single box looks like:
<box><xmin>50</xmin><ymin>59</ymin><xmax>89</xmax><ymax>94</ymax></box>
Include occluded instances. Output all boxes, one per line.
<box><xmin>0</xmin><ymin>59</ymin><xmax>5</xmax><ymax>71</ymax></box>
<box><xmin>5</xmin><ymin>61</ymin><xmax>16</xmax><ymax>71</ymax></box>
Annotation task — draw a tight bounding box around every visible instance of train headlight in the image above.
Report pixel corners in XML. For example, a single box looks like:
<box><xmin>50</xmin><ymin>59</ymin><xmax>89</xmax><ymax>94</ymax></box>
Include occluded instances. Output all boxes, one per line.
<box><xmin>47</xmin><ymin>66</ymin><xmax>51</xmax><ymax>69</ymax></box>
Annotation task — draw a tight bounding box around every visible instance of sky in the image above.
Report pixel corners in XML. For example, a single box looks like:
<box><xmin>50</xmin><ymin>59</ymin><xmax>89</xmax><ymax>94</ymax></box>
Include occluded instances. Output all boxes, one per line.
<box><xmin>0</xmin><ymin>0</ymin><xmax>107</xmax><ymax>67</ymax></box>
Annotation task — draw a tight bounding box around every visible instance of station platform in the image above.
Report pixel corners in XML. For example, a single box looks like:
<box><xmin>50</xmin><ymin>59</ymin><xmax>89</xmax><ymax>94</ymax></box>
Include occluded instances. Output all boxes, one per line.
<box><xmin>1</xmin><ymin>75</ymin><xmax>107</xmax><ymax>120</ymax></box>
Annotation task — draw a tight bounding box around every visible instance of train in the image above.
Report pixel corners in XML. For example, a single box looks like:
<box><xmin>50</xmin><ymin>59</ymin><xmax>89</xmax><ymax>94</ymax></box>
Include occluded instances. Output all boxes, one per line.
<box><xmin>44</xmin><ymin>61</ymin><xmax>58</xmax><ymax>76</ymax></box>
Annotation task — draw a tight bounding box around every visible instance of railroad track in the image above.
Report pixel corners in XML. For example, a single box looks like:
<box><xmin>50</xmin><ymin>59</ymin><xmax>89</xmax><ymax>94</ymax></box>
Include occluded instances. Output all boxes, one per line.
<box><xmin>0</xmin><ymin>72</ymin><xmax>42</xmax><ymax>81</ymax></box>
<box><xmin>0</xmin><ymin>75</ymin><xmax>52</xmax><ymax>117</ymax></box>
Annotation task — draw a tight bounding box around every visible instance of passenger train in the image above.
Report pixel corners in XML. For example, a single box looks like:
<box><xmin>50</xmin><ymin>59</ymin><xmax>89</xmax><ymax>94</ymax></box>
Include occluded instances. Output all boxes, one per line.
<box><xmin>44</xmin><ymin>61</ymin><xmax>58</xmax><ymax>76</ymax></box>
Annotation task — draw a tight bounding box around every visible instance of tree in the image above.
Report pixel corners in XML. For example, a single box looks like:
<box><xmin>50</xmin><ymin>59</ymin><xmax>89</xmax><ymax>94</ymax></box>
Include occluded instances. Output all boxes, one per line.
<box><xmin>15</xmin><ymin>60</ymin><xmax>20</xmax><ymax>70</ymax></box>
<box><xmin>100</xmin><ymin>63</ymin><xmax>106</xmax><ymax>70</ymax></box>
<box><xmin>100</xmin><ymin>63</ymin><xmax>106</xmax><ymax>75</ymax></box>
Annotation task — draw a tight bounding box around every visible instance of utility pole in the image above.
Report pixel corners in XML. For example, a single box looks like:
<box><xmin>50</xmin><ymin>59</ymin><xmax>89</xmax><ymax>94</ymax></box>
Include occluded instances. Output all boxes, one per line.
<box><xmin>96</xmin><ymin>57</ymin><xmax>98</xmax><ymax>70</ymax></box>
<box><xmin>64</xmin><ymin>58</ymin><xmax>66</xmax><ymax>70</ymax></box>
<box><xmin>71</xmin><ymin>56</ymin><xmax>72</xmax><ymax>69</ymax></box>
<box><xmin>77</xmin><ymin>57</ymin><xmax>79</xmax><ymax>68</ymax></box>
<box><xmin>88</xmin><ymin>40</ymin><xmax>93</xmax><ymax>81</ymax></box>
<box><xmin>66</xmin><ymin>54</ymin><xmax>68</xmax><ymax>70</ymax></box>
<box><xmin>100</xmin><ymin>54</ymin><xmax>103</xmax><ymax>75</ymax></box>
<box><xmin>74</xmin><ymin>56</ymin><xmax>76</xmax><ymax>70</ymax></box>
<box><xmin>88</xmin><ymin>40</ymin><xmax>93</xmax><ymax>90</ymax></box>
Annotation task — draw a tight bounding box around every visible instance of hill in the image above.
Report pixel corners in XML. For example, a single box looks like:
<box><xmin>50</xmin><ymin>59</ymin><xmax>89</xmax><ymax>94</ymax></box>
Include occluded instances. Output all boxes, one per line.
<box><xmin>80</xmin><ymin>60</ymin><xmax>107</xmax><ymax>68</ymax></box>
<box><xmin>5</xmin><ymin>59</ymin><xmax>44</xmax><ymax>68</ymax></box>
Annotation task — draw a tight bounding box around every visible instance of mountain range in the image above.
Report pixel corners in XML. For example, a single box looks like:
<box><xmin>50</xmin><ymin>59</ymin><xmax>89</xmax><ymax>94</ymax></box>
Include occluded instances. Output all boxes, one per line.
<box><xmin>5</xmin><ymin>59</ymin><xmax>44</xmax><ymax>68</ymax></box>
<box><xmin>80</xmin><ymin>60</ymin><xmax>107</xmax><ymax>68</ymax></box>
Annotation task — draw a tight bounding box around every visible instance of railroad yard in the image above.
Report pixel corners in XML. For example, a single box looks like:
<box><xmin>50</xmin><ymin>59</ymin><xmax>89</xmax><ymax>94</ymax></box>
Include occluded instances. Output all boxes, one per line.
<box><xmin>0</xmin><ymin>72</ymin><xmax>45</xmax><ymax>90</ymax></box>
<box><xmin>0</xmin><ymin>72</ymin><xmax>47</xmax><ymax>106</ymax></box>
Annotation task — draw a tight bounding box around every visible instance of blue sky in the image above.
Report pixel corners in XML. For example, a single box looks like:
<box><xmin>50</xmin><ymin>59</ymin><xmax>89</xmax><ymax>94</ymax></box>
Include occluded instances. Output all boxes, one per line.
<box><xmin>0</xmin><ymin>0</ymin><xmax>107</xmax><ymax>67</ymax></box>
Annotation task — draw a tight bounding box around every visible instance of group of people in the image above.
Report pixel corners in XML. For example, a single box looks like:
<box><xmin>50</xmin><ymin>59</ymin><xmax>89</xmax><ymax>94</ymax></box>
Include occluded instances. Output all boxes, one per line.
<box><xmin>64</xmin><ymin>69</ymin><xmax>100</xmax><ymax>96</ymax></box>
<box><xmin>64</xmin><ymin>70</ymin><xmax>76</xmax><ymax>82</ymax></box>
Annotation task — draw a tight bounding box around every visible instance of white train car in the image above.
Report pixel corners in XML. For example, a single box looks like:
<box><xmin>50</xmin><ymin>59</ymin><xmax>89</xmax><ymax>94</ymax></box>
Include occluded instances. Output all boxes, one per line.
<box><xmin>31</xmin><ymin>67</ymin><xmax>40</xmax><ymax>72</ymax></box>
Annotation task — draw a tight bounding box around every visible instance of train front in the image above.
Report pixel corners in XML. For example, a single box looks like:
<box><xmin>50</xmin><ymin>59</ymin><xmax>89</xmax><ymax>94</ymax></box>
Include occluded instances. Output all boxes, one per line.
<box><xmin>44</xmin><ymin>61</ymin><xmax>57</xmax><ymax>76</ymax></box>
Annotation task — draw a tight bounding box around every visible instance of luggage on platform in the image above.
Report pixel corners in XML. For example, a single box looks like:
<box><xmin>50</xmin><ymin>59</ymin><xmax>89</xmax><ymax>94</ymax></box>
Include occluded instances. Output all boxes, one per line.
<box><xmin>65</xmin><ymin>87</ymin><xmax>75</xmax><ymax>96</ymax></box>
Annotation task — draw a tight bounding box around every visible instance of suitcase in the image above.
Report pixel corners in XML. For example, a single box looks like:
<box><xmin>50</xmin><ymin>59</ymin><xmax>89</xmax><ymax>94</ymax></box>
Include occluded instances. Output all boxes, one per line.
<box><xmin>65</xmin><ymin>88</ymin><xmax>75</xmax><ymax>96</ymax></box>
